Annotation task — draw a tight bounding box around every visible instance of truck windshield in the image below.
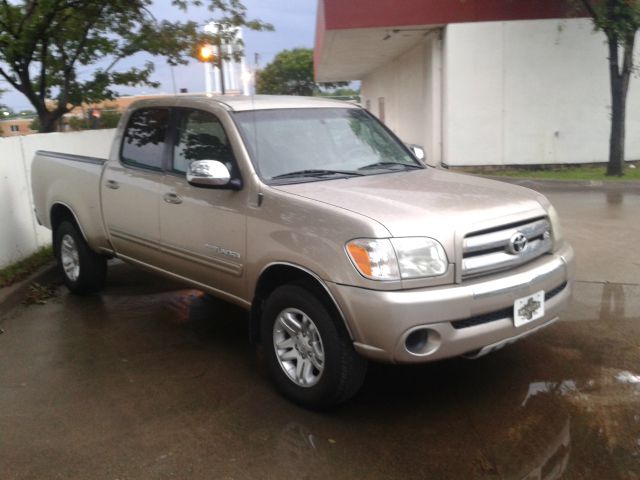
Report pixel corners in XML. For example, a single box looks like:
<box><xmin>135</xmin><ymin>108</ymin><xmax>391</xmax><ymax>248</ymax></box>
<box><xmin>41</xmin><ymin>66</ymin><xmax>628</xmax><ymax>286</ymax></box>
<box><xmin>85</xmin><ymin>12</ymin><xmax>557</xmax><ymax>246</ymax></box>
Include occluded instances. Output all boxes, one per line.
<box><xmin>233</xmin><ymin>108</ymin><xmax>423</xmax><ymax>183</ymax></box>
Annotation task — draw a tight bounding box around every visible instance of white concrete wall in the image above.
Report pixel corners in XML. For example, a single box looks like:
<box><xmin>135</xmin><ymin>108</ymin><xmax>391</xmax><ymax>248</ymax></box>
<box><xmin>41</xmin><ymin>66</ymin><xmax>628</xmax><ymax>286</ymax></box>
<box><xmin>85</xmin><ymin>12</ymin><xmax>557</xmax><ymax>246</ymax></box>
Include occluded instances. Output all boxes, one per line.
<box><xmin>444</xmin><ymin>18</ymin><xmax>640</xmax><ymax>166</ymax></box>
<box><xmin>360</xmin><ymin>33</ymin><xmax>444</xmax><ymax>165</ymax></box>
<box><xmin>0</xmin><ymin>129</ymin><xmax>115</xmax><ymax>268</ymax></box>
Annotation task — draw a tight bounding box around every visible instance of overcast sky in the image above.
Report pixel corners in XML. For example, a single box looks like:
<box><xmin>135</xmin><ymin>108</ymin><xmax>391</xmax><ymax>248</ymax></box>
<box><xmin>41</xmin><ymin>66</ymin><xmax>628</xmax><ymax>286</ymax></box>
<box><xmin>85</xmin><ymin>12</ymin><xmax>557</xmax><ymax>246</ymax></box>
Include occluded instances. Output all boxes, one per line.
<box><xmin>1</xmin><ymin>0</ymin><xmax>317</xmax><ymax>111</ymax></box>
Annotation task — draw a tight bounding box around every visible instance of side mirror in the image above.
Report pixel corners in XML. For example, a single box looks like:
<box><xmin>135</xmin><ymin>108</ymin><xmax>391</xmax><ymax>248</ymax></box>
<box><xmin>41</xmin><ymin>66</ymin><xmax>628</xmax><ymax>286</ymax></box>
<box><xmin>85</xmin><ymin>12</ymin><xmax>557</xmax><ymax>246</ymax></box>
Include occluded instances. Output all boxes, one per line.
<box><xmin>408</xmin><ymin>144</ymin><xmax>426</xmax><ymax>163</ymax></box>
<box><xmin>186</xmin><ymin>160</ymin><xmax>241</xmax><ymax>190</ymax></box>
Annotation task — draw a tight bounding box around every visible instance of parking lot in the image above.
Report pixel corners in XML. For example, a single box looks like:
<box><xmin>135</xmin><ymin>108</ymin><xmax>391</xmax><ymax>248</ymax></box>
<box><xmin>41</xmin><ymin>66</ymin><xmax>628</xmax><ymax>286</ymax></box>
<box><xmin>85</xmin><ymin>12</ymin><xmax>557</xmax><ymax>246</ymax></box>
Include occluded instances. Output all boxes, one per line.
<box><xmin>1</xmin><ymin>183</ymin><xmax>639</xmax><ymax>480</ymax></box>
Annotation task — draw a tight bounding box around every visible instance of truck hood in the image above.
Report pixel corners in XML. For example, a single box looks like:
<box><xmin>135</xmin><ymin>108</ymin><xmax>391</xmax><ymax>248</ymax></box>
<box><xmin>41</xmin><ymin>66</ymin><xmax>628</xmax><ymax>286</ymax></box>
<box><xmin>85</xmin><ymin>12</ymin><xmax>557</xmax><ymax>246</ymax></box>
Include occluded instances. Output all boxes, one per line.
<box><xmin>274</xmin><ymin>168</ymin><xmax>548</xmax><ymax>240</ymax></box>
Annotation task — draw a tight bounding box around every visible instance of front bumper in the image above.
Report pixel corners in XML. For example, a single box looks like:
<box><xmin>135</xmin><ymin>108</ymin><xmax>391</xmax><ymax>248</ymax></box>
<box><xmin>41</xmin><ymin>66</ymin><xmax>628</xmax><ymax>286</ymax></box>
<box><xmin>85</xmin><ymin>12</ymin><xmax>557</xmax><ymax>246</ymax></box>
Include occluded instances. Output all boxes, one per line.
<box><xmin>329</xmin><ymin>242</ymin><xmax>575</xmax><ymax>363</ymax></box>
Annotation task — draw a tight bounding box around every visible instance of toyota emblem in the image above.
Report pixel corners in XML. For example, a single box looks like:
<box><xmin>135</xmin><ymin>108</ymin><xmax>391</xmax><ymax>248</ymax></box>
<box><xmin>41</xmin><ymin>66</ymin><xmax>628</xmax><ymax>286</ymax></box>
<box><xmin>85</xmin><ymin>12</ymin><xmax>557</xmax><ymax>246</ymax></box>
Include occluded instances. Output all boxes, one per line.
<box><xmin>508</xmin><ymin>232</ymin><xmax>528</xmax><ymax>254</ymax></box>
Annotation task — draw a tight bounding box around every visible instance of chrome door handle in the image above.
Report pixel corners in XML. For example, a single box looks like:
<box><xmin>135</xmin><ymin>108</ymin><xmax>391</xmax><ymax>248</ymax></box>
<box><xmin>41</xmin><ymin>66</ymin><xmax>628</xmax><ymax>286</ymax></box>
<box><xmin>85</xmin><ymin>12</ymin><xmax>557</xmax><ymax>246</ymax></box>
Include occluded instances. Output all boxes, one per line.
<box><xmin>105</xmin><ymin>179</ymin><xmax>119</xmax><ymax>190</ymax></box>
<box><xmin>163</xmin><ymin>192</ymin><xmax>183</xmax><ymax>205</ymax></box>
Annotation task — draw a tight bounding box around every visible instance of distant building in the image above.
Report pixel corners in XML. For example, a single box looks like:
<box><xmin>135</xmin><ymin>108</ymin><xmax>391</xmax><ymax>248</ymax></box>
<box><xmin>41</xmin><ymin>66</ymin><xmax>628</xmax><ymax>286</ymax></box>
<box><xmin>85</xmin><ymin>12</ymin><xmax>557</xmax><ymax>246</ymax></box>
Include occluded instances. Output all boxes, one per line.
<box><xmin>1</xmin><ymin>93</ymin><xmax>209</xmax><ymax>135</ymax></box>
<box><xmin>0</xmin><ymin>117</ymin><xmax>35</xmax><ymax>136</ymax></box>
<box><xmin>314</xmin><ymin>0</ymin><xmax>640</xmax><ymax>167</ymax></box>
<box><xmin>63</xmin><ymin>95</ymin><xmax>156</xmax><ymax>123</ymax></box>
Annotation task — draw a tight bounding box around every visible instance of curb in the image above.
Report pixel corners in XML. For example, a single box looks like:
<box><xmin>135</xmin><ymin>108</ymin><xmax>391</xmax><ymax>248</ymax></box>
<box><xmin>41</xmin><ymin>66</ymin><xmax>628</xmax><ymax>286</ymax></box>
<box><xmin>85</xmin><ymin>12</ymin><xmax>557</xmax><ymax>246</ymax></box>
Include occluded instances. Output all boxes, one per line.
<box><xmin>0</xmin><ymin>261</ymin><xmax>59</xmax><ymax>322</ymax></box>
<box><xmin>480</xmin><ymin>175</ymin><xmax>640</xmax><ymax>192</ymax></box>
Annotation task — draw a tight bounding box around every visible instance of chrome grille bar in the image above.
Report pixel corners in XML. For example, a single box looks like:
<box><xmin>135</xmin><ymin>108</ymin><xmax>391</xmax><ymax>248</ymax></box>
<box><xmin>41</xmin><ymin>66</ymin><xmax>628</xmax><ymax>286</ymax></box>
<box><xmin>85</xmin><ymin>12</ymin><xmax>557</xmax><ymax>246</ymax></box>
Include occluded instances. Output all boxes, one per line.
<box><xmin>462</xmin><ymin>237</ymin><xmax>552</xmax><ymax>277</ymax></box>
<box><xmin>463</xmin><ymin>218</ymin><xmax>550</xmax><ymax>254</ymax></box>
<box><xmin>462</xmin><ymin>217</ymin><xmax>552</xmax><ymax>279</ymax></box>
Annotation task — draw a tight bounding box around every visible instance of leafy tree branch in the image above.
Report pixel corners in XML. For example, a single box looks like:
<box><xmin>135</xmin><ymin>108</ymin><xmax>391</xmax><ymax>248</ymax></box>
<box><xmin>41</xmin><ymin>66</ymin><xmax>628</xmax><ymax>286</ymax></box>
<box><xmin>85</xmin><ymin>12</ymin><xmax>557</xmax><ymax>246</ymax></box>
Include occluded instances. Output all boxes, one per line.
<box><xmin>0</xmin><ymin>0</ymin><xmax>272</xmax><ymax>132</ymax></box>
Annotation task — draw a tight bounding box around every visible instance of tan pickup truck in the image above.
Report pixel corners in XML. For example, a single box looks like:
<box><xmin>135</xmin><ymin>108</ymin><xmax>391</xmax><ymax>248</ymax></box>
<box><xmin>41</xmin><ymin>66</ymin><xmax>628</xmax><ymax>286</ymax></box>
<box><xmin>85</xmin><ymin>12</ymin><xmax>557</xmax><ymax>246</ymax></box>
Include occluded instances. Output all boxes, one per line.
<box><xmin>31</xmin><ymin>95</ymin><xmax>575</xmax><ymax>408</ymax></box>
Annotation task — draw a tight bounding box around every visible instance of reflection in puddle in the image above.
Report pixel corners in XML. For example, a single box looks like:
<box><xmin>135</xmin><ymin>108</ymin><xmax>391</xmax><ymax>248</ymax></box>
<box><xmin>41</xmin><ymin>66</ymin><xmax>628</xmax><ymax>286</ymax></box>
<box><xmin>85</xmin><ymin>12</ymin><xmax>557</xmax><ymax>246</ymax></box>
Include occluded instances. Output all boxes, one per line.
<box><xmin>166</xmin><ymin>289</ymin><xmax>206</xmax><ymax>324</ymax></box>
<box><xmin>520</xmin><ymin>419</ymin><xmax>571</xmax><ymax>480</ymax></box>
<box><xmin>274</xmin><ymin>387</ymin><xmax>573</xmax><ymax>480</ymax></box>
<box><xmin>524</xmin><ymin>370</ymin><xmax>640</xmax><ymax>405</ymax></box>
<box><xmin>522</xmin><ymin>380</ymin><xmax>577</xmax><ymax>407</ymax></box>
<box><xmin>599</xmin><ymin>283</ymin><xmax>626</xmax><ymax>320</ymax></box>
<box><xmin>606</xmin><ymin>190</ymin><xmax>624</xmax><ymax>205</ymax></box>
<box><xmin>276</xmin><ymin>423</ymin><xmax>333</xmax><ymax>479</ymax></box>
<box><xmin>616</xmin><ymin>371</ymin><xmax>640</xmax><ymax>385</ymax></box>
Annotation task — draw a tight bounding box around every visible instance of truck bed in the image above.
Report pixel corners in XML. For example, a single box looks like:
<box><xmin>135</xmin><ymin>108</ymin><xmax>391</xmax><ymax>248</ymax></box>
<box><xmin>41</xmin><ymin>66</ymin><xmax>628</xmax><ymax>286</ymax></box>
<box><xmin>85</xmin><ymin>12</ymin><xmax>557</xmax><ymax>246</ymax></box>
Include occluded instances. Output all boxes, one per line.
<box><xmin>31</xmin><ymin>150</ymin><xmax>112</xmax><ymax>252</ymax></box>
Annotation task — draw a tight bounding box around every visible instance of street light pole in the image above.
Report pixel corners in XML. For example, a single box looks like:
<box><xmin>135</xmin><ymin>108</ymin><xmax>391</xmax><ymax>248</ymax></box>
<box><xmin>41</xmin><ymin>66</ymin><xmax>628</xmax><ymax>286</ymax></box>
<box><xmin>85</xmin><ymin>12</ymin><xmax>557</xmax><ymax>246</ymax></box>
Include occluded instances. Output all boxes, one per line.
<box><xmin>204</xmin><ymin>62</ymin><xmax>212</xmax><ymax>94</ymax></box>
<box><xmin>217</xmin><ymin>42</ymin><xmax>225</xmax><ymax>95</ymax></box>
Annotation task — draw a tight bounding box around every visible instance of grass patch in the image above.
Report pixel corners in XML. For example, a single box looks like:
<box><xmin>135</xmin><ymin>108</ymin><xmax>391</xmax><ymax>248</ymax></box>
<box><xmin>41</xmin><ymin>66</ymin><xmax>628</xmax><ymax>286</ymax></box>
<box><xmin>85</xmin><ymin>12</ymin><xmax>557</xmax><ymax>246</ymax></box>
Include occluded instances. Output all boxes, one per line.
<box><xmin>475</xmin><ymin>165</ymin><xmax>640</xmax><ymax>181</ymax></box>
<box><xmin>0</xmin><ymin>246</ymin><xmax>54</xmax><ymax>288</ymax></box>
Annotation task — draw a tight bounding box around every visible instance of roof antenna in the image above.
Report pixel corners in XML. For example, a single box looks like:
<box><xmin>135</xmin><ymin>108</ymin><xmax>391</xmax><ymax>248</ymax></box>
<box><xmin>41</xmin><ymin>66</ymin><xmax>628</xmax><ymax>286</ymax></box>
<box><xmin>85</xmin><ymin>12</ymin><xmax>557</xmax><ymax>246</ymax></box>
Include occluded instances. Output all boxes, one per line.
<box><xmin>251</xmin><ymin>51</ymin><xmax>261</xmax><ymax>206</ymax></box>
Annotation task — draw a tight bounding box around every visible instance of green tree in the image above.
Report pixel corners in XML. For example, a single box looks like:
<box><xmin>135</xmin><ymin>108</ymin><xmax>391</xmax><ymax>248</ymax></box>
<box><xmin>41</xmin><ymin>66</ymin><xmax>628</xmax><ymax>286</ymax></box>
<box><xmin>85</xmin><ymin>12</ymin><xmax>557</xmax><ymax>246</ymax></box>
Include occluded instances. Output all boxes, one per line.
<box><xmin>0</xmin><ymin>1</ymin><xmax>271</xmax><ymax>133</ymax></box>
<box><xmin>0</xmin><ymin>103</ymin><xmax>13</xmax><ymax>117</ymax></box>
<box><xmin>580</xmin><ymin>0</ymin><xmax>639</xmax><ymax>176</ymax></box>
<box><xmin>67</xmin><ymin>110</ymin><xmax>122</xmax><ymax>131</ymax></box>
<box><xmin>317</xmin><ymin>87</ymin><xmax>361</xmax><ymax>102</ymax></box>
<box><xmin>29</xmin><ymin>116</ymin><xmax>40</xmax><ymax>131</ymax></box>
<box><xmin>100</xmin><ymin>110</ymin><xmax>122</xmax><ymax>129</ymax></box>
<box><xmin>256</xmin><ymin>48</ymin><xmax>346</xmax><ymax>96</ymax></box>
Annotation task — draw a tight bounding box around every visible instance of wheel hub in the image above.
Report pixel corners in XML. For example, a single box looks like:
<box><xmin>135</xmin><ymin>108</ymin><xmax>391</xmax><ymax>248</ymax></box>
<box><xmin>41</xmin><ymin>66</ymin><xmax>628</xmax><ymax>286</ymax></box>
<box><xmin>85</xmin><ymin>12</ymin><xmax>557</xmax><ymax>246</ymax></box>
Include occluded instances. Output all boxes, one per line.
<box><xmin>273</xmin><ymin>308</ymin><xmax>325</xmax><ymax>388</ymax></box>
<box><xmin>60</xmin><ymin>234</ymin><xmax>80</xmax><ymax>282</ymax></box>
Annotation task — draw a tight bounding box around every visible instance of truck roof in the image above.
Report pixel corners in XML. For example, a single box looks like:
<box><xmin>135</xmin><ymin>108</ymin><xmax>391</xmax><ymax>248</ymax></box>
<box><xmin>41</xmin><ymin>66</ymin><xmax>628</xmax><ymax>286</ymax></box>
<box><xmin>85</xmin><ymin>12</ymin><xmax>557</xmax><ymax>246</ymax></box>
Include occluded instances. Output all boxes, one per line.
<box><xmin>127</xmin><ymin>94</ymin><xmax>361</xmax><ymax>112</ymax></box>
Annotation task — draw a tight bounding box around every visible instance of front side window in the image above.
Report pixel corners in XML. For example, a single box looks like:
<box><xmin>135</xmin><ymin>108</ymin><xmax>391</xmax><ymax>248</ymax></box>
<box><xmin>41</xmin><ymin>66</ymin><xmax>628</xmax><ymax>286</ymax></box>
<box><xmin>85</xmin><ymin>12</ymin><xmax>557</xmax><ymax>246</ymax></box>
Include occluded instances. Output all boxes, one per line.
<box><xmin>173</xmin><ymin>109</ymin><xmax>234</xmax><ymax>174</ymax></box>
<box><xmin>121</xmin><ymin>108</ymin><xmax>169</xmax><ymax>170</ymax></box>
<box><xmin>233</xmin><ymin>108</ymin><xmax>420</xmax><ymax>183</ymax></box>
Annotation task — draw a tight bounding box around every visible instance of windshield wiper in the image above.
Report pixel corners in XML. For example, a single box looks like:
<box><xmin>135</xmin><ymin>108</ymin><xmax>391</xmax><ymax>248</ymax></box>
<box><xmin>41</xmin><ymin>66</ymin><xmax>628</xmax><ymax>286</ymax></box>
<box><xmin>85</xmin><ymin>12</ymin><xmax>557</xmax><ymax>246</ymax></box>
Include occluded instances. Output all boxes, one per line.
<box><xmin>358</xmin><ymin>162</ymin><xmax>423</xmax><ymax>171</ymax></box>
<box><xmin>271</xmin><ymin>169</ymin><xmax>364</xmax><ymax>180</ymax></box>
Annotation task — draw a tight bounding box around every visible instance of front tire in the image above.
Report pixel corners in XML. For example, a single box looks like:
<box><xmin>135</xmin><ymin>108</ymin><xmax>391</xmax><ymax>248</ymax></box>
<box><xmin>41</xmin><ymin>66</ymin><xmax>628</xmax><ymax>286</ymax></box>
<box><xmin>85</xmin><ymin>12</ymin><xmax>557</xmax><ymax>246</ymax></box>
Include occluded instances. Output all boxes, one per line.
<box><xmin>261</xmin><ymin>284</ymin><xmax>367</xmax><ymax>409</ymax></box>
<box><xmin>54</xmin><ymin>221</ymin><xmax>107</xmax><ymax>294</ymax></box>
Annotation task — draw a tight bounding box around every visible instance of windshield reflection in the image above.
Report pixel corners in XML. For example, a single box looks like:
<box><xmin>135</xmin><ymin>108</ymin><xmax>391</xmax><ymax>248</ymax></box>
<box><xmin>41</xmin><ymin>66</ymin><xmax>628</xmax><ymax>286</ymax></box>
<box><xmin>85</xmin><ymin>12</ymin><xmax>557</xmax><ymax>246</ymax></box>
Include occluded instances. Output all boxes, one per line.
<box><xmin>233</xmin><ymin>108</ymin><xmax>422</xmax><ymax>182</ymax></box>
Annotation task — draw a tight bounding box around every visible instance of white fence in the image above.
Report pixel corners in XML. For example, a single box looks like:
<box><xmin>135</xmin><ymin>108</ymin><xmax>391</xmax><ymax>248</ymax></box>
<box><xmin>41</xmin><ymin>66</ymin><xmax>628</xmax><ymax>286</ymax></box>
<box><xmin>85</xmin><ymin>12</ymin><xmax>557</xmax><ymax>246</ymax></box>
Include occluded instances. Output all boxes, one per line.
<box><xmin>0</xmin><ymin>129</ymin><xmax>115</xmax><ymax>268</ymax></box>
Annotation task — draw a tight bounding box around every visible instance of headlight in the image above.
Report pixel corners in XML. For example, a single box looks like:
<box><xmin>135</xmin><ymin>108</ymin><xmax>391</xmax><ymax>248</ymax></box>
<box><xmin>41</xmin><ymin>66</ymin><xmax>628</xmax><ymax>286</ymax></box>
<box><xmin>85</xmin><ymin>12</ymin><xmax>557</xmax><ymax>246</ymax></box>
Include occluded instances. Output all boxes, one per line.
<box><xmin>345</xmin><ymin>239</ymin><xmax>400</xmax><ymax>280</ymax></box>
<box><xmin>390</xmin><ymin>237</ymin><xmax>448</xmax><ymax>278</ymax></box>
<box><xmin>547</xmin><ymin>205</ymin><xmax>564</xmax><ymax>250</ymax></box>
<box><xmin>346</xmin><ymin>237</ymin><xmax>448</xmax><ymax>281</ymax></box>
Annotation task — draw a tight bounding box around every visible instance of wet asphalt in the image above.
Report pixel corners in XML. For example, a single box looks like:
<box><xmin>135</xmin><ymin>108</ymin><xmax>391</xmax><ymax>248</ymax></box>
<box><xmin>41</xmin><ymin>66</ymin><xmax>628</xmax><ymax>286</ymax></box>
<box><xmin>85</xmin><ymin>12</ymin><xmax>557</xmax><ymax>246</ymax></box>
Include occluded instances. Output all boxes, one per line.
<box><xmin>0</xmin><ymin>185</ymin><xmax>639</xmax><ymax>480</ymax></box>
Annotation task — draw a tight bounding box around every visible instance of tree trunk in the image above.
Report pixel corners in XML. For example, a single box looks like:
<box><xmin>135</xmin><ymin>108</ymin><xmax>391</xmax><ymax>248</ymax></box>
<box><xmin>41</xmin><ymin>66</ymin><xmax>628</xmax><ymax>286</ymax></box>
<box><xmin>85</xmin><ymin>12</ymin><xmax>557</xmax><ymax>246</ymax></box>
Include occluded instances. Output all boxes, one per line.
<box><xmin>608</xmin><ymin>74</ymin><xmax>626</xmax><ymax>176</ymax></box>
<box><xmin>606</xmin><ymin>31</ymin><xmax>634</xmax><ymax>177</ymax></box>
<box><xmin>38</xmin><ymin>111</ymin><xmax>62</xmax><ymax>133</ymax></box>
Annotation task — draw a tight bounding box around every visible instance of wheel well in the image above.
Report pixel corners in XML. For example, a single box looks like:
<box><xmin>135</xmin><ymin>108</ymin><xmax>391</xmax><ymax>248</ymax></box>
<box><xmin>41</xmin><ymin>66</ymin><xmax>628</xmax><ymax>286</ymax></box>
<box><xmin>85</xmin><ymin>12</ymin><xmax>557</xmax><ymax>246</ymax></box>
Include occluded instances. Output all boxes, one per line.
<box><xmin>250</xmin><ymin>264</ymin><xmax>349</xmax><ymax>344</ymax></box>
<box><xmin>50</xmin><ymin>204</ymin><xmax>78</xmax><ymax>232</ymax></box>
<box><xmin>50</xmin><ymin>204</ymin><xmax>81</xmax><ymax>254</ymax></box>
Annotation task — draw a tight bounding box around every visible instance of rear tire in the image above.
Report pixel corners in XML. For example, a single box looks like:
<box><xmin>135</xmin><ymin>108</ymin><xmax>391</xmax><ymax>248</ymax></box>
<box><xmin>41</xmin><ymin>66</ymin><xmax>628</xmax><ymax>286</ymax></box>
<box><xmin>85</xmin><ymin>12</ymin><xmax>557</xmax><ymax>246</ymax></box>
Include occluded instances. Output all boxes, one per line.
<box><xmin>54</xmin><ymin>221</ymin><xmax>107</xmax><ymax>294</ymax></box>
<box><xmin>261</xmin><ymin>284</ymin><xmax>367</xmax><ymax>409</ymax></box>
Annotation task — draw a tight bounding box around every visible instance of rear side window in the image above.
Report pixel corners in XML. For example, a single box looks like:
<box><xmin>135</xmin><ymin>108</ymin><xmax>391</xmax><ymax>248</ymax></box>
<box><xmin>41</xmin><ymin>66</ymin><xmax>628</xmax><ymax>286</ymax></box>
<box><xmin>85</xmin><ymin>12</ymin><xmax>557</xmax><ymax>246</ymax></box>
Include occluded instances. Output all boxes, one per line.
<box><xmin>121</xmin><ymin>108</ymin><xmax>169</xmax><ymax>170</ymax></box>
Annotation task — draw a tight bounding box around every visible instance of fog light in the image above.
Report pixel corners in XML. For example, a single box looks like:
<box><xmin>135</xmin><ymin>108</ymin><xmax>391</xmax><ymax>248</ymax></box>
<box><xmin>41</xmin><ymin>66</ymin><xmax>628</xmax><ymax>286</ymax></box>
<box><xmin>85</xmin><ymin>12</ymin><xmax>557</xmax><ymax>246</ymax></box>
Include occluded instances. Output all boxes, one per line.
<box><xmin>405</xmin><ymin>329</ymin><xmax>429</xmax><ymax>354</ymax></box>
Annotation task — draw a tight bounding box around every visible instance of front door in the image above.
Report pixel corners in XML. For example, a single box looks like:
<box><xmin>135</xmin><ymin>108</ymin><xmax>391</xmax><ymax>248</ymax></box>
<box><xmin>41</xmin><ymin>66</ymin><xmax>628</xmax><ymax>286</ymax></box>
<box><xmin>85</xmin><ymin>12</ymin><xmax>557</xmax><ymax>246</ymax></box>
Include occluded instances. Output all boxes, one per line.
<box><xmin>158</xmin><ymin>108</ymin><xmax>248</xmax><ymax>301</ymax></box>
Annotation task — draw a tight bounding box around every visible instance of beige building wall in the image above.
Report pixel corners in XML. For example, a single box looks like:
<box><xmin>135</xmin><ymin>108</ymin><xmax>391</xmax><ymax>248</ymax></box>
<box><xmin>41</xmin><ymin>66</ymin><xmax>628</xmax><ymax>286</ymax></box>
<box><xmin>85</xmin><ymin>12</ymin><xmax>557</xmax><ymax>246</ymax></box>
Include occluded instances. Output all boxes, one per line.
<box><xmin>360</xmin><ymin>33</ymin><xmax>443</xmax><ymax>166</ymax></box>
<box><xmin>360</xmin><ymin>18</ymin><xmax>640</xmax><ymax>167</ymax></box>
<box><xmin>444</xmin><ymin>18</ymin><xmax>640</xmax><ymax>166</ymax></box>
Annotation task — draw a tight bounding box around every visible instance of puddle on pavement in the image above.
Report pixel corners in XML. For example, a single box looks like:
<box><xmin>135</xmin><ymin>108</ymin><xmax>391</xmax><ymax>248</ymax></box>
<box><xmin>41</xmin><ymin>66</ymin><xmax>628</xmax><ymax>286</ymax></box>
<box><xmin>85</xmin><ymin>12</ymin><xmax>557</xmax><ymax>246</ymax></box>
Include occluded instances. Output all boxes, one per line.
<box><xmin>250</xmin><ymin>370</ymin><xmax>639</xmax><ymax>479</ymax></box>
<box><xmin>4</xmin><ymin>262</ymin><xmax>639</xmax><ymax>479</ymax></box>
<box><xmin>100</xmin><ymin>271</ymin><xmax>640</xmax><ymax>479</ymax></box>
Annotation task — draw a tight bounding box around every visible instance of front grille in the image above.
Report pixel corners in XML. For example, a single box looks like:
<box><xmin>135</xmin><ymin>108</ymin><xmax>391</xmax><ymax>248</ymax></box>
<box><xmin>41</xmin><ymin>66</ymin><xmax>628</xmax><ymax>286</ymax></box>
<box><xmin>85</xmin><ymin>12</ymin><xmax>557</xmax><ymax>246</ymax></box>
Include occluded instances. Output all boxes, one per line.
<box><xmin>451</xmin><ymin>281</ymin><xmax>568</xmax><ymax>330</ymax></box>
<box><xmin>461</xmin><ymin>217</ymin><xmax>553</xmax><ymax>279</ymax></box>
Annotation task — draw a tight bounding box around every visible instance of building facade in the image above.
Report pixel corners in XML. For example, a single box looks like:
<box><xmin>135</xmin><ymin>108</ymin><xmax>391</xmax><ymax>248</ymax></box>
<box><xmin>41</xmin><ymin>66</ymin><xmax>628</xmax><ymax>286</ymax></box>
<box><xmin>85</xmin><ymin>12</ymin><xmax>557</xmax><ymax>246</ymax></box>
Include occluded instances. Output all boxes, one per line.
<box><xmin>0</xmin><ymin>117</ymin><xmax>36</xmax><ymax>136</ymax></box>
<box><xmin>314</xmin><ymin>0</ymin><xmax>640</xmax><ymax>167</ymax></box>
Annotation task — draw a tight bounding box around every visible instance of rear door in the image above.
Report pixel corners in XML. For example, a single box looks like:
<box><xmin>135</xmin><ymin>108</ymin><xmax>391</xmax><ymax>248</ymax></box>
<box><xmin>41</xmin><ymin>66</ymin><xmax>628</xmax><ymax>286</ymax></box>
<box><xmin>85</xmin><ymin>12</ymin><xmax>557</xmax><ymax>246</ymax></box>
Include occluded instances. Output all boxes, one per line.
<box><xmin>101</xmin><ymin>108</ymin><xmax>169</xmax><ymax>266</ymax></box>
<box><xmin>158</xmin><ymin>108</ymin><xmax>249</xmax><ymax>300</ymax></box>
